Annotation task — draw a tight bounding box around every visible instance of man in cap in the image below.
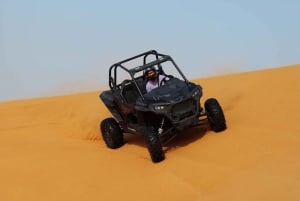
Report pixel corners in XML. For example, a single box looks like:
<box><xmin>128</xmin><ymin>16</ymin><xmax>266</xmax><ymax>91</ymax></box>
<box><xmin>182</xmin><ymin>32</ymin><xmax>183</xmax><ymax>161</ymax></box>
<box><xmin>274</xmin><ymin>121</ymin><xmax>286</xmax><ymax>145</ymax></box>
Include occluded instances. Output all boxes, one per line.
<box><xmin>145</xmin><ymin>67</ymin><xmax>168</xmax><ymax>93</ymax></box>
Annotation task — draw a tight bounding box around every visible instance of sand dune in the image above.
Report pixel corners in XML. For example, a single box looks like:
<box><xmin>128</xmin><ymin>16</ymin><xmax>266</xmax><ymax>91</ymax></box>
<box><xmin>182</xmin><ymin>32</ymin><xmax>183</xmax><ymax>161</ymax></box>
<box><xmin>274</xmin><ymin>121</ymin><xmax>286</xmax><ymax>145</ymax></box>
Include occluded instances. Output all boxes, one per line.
<box><xmin>1</xmin><ymin>65</ymin><xmax>300</xmax><ymax>201</ymax></box>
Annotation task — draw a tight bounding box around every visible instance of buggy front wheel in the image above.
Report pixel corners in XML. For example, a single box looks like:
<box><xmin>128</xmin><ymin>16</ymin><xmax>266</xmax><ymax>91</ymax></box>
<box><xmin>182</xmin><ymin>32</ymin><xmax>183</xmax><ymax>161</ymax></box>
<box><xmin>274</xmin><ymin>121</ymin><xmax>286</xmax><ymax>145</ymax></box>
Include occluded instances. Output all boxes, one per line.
<box><xmin>204</xmin><ymin>98</ymin><xmax>227</xmax><ymax>132</ymax></box>
<box><xmin>145</xmin><ymin>127</ymin><xmax>165</xmax><ymax>163</ymax></box>
<box><xmin>100</xmin><ymin>118</ymin><xmax>124</xmax><ymax>149</ymax></box>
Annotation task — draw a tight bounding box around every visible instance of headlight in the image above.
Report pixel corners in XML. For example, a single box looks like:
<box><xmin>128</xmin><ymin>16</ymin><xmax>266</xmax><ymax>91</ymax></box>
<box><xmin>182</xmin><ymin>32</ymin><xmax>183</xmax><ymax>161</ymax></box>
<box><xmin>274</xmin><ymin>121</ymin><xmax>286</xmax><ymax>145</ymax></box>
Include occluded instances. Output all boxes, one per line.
<box><xmin>192</xmin><ymin>89</ymin><xmax>200</xmax><ymax>97</ymax></box>
<box><xmin>154</xmin><ymin>105</ymin><xmax>165</xmax><ymax>110</ymax></box>
<box><xmin>153</xmin><ymin>103</ymin><xmax>169</xmax><ymax>110</ymax></box>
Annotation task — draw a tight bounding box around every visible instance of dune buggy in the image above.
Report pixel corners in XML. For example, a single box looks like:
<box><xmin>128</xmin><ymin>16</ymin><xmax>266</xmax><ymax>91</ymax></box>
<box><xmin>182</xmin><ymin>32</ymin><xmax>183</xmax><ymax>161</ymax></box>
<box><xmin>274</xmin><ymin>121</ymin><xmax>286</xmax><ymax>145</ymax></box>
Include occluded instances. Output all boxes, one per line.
<box><xmin>100</xmin><ymin>50</ymin><xmax>226</xmax><ymax>163</ymax></box>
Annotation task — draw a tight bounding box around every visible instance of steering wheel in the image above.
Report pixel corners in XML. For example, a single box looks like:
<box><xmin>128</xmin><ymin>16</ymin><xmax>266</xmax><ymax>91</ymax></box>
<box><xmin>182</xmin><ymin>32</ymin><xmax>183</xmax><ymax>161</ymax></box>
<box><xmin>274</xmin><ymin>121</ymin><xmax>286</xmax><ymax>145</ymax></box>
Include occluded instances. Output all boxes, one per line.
<box><xmin>159</xmin><ymin>75</ymin><xmax>174</xmax><ymax>86</ymax></box>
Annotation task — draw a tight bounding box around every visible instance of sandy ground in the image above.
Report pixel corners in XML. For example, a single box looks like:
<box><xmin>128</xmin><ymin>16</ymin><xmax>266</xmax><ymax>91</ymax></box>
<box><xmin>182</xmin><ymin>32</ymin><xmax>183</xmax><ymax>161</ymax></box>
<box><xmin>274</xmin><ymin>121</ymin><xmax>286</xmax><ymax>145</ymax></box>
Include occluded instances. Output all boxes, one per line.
<box><xmin>0</xmin><ymin>65</ymin><xmax>300</xmax><ymax>201</ymax></box>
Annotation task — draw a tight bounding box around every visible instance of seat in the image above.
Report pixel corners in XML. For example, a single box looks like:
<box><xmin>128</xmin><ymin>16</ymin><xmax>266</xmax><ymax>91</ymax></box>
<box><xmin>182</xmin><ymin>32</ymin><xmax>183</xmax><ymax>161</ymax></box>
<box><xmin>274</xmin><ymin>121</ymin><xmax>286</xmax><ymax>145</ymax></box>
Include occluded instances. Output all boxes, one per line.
<box><xmin>121</xmin><ymin>81</ymin><xmax>140</xmax><ymax>105</ymax></box>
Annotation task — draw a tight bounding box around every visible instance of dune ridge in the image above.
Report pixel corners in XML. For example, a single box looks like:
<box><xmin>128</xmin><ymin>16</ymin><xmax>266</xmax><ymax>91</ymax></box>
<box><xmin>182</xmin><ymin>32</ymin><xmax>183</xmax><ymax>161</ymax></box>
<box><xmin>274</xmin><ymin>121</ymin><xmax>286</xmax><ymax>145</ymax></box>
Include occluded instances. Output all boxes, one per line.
<box><xmin>0</xmin><ymin>65</ymin><xmax>299</xmax><ymax>201</ymax></box>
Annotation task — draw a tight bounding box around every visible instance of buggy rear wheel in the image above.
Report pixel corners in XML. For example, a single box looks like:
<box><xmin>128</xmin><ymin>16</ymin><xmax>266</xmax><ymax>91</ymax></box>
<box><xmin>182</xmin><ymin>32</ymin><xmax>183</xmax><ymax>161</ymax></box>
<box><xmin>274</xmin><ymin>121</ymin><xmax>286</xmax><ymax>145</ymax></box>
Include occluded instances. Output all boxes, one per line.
<box><xmin>100</xmin><ymin>118</ymin><xmax>124</xmax><ymax>149</ymax></box>
<box><xmin>145</xmin><ymin>127</ymin><xmax>165</xmax><ymax>163</ymax></box>
<box><xmin>204</xmin><ymin>98</ymin><xmax>227</xmax><ymax>132</ymax></box>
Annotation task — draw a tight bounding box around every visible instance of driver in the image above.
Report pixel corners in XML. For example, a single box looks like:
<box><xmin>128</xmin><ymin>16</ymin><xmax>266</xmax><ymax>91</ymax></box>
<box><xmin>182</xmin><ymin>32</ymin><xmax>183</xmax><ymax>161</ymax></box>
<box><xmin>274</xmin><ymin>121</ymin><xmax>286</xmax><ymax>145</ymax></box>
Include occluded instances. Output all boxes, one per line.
<box><xmin>145</xmin><ymin>67</ymin><xmax>168</xmax><ymax>93</ymax></box>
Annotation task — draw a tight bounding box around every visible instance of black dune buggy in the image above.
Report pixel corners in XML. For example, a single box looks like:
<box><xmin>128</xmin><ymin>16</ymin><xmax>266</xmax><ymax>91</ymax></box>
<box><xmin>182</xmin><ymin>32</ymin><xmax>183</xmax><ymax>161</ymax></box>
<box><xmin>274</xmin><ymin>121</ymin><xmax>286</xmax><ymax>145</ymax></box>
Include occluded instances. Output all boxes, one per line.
<box><xmin>100</xmin><ymin>50</ymin><xmax>226</xmax><ymax>163</ymax></box>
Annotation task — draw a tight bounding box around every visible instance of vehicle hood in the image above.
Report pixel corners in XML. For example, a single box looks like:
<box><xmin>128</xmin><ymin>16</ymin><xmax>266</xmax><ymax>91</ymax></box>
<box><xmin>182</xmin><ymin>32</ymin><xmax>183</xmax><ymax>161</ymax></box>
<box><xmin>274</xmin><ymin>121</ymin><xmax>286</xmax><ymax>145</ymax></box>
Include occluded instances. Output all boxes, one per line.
<box><xmin>137</xmin><ymin>78</ymin><xmax>202</xmax><ymax>104</ymax></box>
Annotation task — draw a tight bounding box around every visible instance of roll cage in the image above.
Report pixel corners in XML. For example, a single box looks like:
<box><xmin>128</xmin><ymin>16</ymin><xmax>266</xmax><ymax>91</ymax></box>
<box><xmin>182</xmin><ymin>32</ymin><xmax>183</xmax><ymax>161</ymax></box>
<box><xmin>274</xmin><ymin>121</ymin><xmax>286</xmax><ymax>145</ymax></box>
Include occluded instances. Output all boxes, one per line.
<box><xmin>108</xmin><ymin>50</ymin><xmax>189</xmax><ymax>100</ymax></box>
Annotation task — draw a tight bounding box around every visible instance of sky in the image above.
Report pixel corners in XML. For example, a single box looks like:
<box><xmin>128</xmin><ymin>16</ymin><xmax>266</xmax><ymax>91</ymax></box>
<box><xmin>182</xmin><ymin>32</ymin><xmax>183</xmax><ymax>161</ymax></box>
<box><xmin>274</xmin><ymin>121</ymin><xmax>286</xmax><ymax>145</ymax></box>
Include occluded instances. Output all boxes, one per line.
<box><xmin>1</xmin><ymin>0</ymin><xmax>300</xmax><ymax>101</ymax></box>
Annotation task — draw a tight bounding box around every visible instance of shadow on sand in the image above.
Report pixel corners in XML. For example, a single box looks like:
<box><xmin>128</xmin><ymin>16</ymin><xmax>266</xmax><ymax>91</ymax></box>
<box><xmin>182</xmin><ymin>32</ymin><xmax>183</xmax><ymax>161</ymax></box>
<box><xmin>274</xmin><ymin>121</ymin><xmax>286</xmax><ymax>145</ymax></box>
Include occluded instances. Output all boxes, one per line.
<box><xmin>124</xmin><ymin>121</ymin><xmax>210</xmax><ymax>152</ymax></box>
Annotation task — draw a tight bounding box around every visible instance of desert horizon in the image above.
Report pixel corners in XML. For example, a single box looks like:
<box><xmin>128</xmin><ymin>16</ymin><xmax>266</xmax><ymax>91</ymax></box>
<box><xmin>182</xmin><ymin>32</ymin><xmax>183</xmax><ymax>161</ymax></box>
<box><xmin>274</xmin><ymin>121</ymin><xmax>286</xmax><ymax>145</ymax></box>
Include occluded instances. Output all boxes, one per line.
<box><xmin>1</xmin><ymin>65</ymin><xmax>300</xmax><ymax>201</ymax></box>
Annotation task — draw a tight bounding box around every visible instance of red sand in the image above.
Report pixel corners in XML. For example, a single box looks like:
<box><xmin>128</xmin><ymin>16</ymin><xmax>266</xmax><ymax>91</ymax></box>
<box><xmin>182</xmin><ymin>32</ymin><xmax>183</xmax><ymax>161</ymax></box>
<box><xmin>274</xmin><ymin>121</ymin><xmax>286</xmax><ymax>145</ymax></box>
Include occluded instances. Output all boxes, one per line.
<box><xmin>1</xmin><ymin>65</ymin><xmax>300</xmax><ymax>201</ymax></box>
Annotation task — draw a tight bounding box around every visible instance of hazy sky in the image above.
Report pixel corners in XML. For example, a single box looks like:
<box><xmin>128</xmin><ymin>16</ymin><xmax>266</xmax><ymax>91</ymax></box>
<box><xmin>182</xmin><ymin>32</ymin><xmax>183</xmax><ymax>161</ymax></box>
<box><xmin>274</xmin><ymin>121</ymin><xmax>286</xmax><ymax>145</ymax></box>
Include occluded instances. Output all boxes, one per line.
<box><xmin>1</xmin><ymin>0</ymin><xmax>299</xmax><ymax>101</ymax></box>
